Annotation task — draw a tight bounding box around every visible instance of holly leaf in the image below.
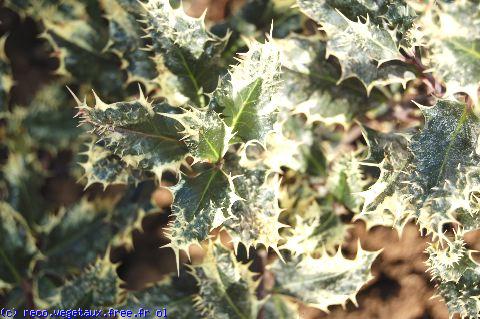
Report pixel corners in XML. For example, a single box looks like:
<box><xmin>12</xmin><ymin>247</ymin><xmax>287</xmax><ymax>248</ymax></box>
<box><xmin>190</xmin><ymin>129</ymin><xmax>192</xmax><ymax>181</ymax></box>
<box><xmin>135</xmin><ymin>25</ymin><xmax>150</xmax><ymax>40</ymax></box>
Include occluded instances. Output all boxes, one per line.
<box><xmin>79</xmin><ymin>141</ymin><xmax>143</xmax><ymax>189</ymax></box>
<box><xmin>53</xmin><ymin>255</ymin><xmax>122</xmax><ymax>308</ymax></box>
<box><xmin>262</xmin><ymin>295</ymin><xmax>299</xmax><ymax>319</ymax></box>
<box><xmin>190</xmin><ymin>242</ymin><xmax>261</xmax><ymax>319</ymax></box>
<box><xmin>0</xmin><ymin>202</ymin><xmax>39</xmax><ymax>289</ymax></box>
<box><xmin>281</xmin><ymin>201</ymin><xmax>347</xmax><ymax>256</ymax></box>
<box><xmin>214</xmin><ymin>37</ymin><xmax>282</xmax><ymax>145</ymax></box>
<box><xmin>423</xmin><ymin>1</ymin><xmax>480</xmax><ymax>104</ymax></box>
<box><xmin>270</xmin><ymin>243</ymin><xmax>379</xmax><ymax>311</ymax></box>
<box><xmin>143</xmin><ymin>0</ymin><xmax>227</xmax><ymax>107</ymax></box>
<box><xmin>100</xmin><ymin>0</ymin><xmax>157</xmax><ymax>87</ymax></box>
<box><xmin>166</xmin><ymin>166</ymin><xmax>237</xmax><ymax>268</ymax></box>
<box><xmin>223</xmin><ymin>153</ymin><xmax>286</xmax><ymax>254</ymax></box>
<box><xmin>122</xmin><ymin>273</ymin><xmax>199</xmax><ymax>319</ymax></box>
<box><xmin>427</xmin><ymin>237</ymin><xmax>480</xmax><ymax>318</ymax></box>
<box><xmin>165</xmin><ymin>108</ymin><xmax>232</xmax><ymax>163</ymax></box>
<box><xmin>39</xmin><ymin>199</ymin><xmax>112</xmax><ymax>277</ymax></box>
<box><xmin>296</xmin><ymin>1</ymin><xmax>415</xmax><ymax>92</ymax></box>
<box><xmin>79</xmin><ymin>91</ymin><xmax>188</xmax><ymax>179</ymax></box>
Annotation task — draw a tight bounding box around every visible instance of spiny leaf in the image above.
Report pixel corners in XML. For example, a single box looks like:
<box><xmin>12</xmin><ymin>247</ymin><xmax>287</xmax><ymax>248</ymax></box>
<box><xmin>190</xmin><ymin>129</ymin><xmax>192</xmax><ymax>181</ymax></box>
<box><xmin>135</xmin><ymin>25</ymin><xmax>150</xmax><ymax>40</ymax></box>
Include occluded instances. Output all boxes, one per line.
<box><xmin>100</xmin><ymin>0</ymin><xmax>157</xmax><ymax>87</ymax></box>
<box><xmin>166</xmin><ymin>166</ymin><xmax>237</xmax><ymax>267</ymax></box>
<box><xmin>39</xmin><ymin>199</ymin><xmax>112</xmax><ymax>277</ymax></box>
<box><xmin>274</xmin><ymin>35</ymin><xmax>379</xmax><ymax>126</ymax></box>
<box><xmin>422</xmin><ymin>0</ymin><xmax>480</xmax><ymax>104</ymax></box>
<box><xmin>79</xmin><ymin>91</ymin><xmax>188</xmax><ymax>179</ymax></box>
<box><xmin>0</xmin><ymin>153</ymin><xmax>49</xmax><ymax>225</ymax></box>
<box><xmin>0</xmin><ymin>202</ymin><xmax>39</xmax><ymax>289</ymax></box>
<box><xmin>281</xmin><ymin>201</ymin><xmax>347</xmax><ymax>256</ymax></box>
<box><xmin>9</xmin><ymin>84</ymin><xmax>84</xmax><ymax>152</ymax></box>
<box><xmin>359</xmin><ymin>99</ymin><xmax>480</xmax><ymax>236</ymax></box>
<box><xmin>53</xmin><ymin>255</ymin><xmax>122</xmax><ymax>308</ymax></box>
<box><xmin>223</xmin><ymin>153</ymin><xmax>286</xmax><ymax>255</ymax></box>
<box><xmin>165</xmin><ymin>108</ymin><xmax>232</xmax><ymax>163</ymax></box>
<box><xmin>122</xmin><ymin>273</ymin><xmax>200</xmax><ymax>319</ymax></box>
<box><xmin>270</xmin><ymin>243</ymin><xmax>379</xmax><ymax>312</ymax></box>
<box><xmin>426</xmin><ymin>236</ymin><xmax>480</xmax><ymax>318</ymax></box>
<box><xmin>190</xmin><ymin>241</ymin><xmax>262</xmax><ymax>319</ymax></box>
<box><xmin>214</xmin><ymin>37</ymin><xmax>282</xmax><ymax>145</ymax></box>
<box><xmin>296</xmin><ymin>1</ymin><xmax>415</xmax><ymax>92</ymax></box>
<box><xmin>143</xmin><ymin>0</ymin><xmax>227</xmax><ymax>107</ymax></box>
<box><xmin>79</xmin><ymin>141</ymin><xmax>142</xmax><ymax>189</ymax></box>
<box><xmin>327</xmin><ymin>152</ymin><xmax>367</xmax><ymax>212</ymax></box>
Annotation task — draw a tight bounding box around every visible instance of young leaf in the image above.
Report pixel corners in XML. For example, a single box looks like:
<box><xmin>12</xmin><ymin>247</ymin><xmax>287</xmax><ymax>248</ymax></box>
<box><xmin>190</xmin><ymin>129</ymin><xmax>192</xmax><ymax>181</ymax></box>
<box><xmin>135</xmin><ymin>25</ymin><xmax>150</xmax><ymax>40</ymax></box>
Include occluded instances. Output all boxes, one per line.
<box><xmin>270</xmin><ymin>243</ymin><xmax>379</xmax><ymax>311</ymax></box>
<box><xmin>165</xmin><ymin>108</ymin><xmax>232</xmax><ymax>163</ymax></box>
<box><xmin>281</xmin><ymin>201</ymin><xmax>347</xmax><ymax>256</ymax></box>
<box><xmin>427</xmin><ymin>237</ymin><xmax>480</xmax><ymax>318</ymax></box>
<box><xmin>190</xmin><ymin>242</ymin><xmax>262</xmax><ymax>319</ymax></box>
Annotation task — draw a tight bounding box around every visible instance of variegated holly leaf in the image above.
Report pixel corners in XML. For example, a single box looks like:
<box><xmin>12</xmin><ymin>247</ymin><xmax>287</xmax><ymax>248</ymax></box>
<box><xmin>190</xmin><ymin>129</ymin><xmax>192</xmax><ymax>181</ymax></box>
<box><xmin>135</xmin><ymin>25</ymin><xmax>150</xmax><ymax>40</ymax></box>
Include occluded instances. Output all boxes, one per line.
<box><xmin>296</xmin><ymin>1</ymin><xmax>415</xmax><ymax>92</ymax></box>
<box><xmin>10</xmin><ymin>84</ymin><xmax>83</xmax><ymax>152</ymax></box>
<box><xmin>327</xmin><ymin>152</ymin><xmax>367</xmax><ymax>212</ymax></box>
<box><xmin>166</xmin><ymin>165</ymin><xmax>237</xmax><ymax>267</ymax></box>
<box><xmin>79</xmin><ymin>141</ymin><xmax>143</xmax><ymax>189</ymax></box>
<box><xmin>270</xmin><ymin>243</ymin><xmax>379</xmax><ymax>311</ymax></box>
<box><xmin>100</xmin><ymin>0</ymin><xmax>157</xmax><ymax>87</ymax></box>
<box><xmin>190</xmin><ymin>241</ymin><xmax>262</xmax><ymax>319</ymax></box>
<box><xmin>0</xmin><ymin>36</ymin><xmax>13</xmax><ymax>112</ymax></box>
<box><xmin>79</xmin><ymin>91</ymin><xmax>188</xmax><ymax>179</ymax></box>
<box><xmin>39</xmin><ymin>199</ymin><xmax>112</xmax><ymax>277</ymax></box>
<box><xmin>422</xmin><ymin>0</ymin><xmax>480</xmax><ymax>104</ymax></box>
<box><xmin>281</xmin><ymin>201</ymin><xmax>347</xmax><ymax>256</ymax></box>
<box><xmin>359</xmin><ymin>99</ymin><xmax>480</xmax><ymax>236</ymax></box>
<box><xmin>214</xmin><ymin>37</ymin><xmax>282</xmax><ymax>145</ymax></box>
<box><xmin>427</xmin><ymin>237</ymin><xmax>480</xmax><ymax>318</ymax></box>
<box><xmin>0</xmin><ymin>202</ymin><xmax>39</xmax><ymax>289</ymax></box>
<box><xmin>0</xmin><ymin>153</ymin><xmax>49</xmax><ymax>225</ymax></box>
<box><xmin>296</xmin><ymin>0</ymin><xmax>415</xmax><ymax>31</ymax></box>
<box><xmin>122</xmin><ymin>272</ymin><xmax>199</xmax><ymax>319</ymax></box>
<box><xmin>53</xmin><ymin>255</ymin><xmax>122</xmax><ymax>308</ymax></box>
<box><xmin>223</xmin><ymin>152</ymin><xmax>286</xmax><ymax>254</ymax></box>
<box><xmin>144</xmin><ymin>0</ymin><xmax>227</xmax><ymax>107</ymax></box>
<box><xmin>165</xmin><ymin>108</ymin><xmax>232</xmax><ymax>163</ymax></box>
<box><xmin>274</xmin><ymin>35</ymin><xmax>381</xmax><ymax>126</ymax></box>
